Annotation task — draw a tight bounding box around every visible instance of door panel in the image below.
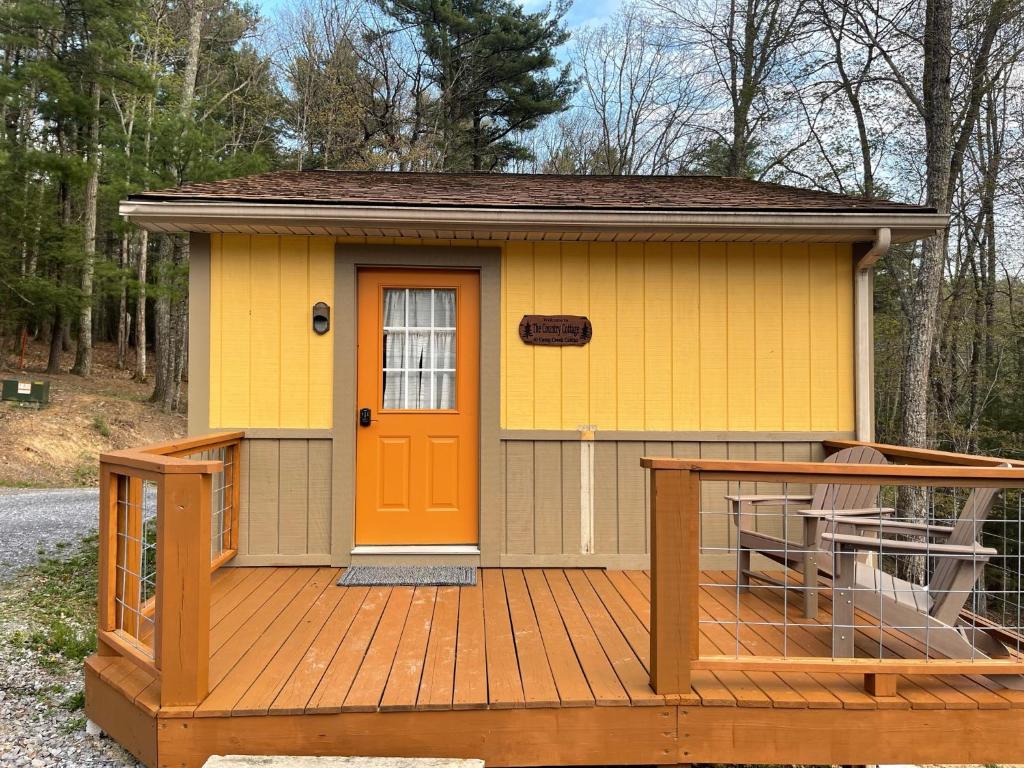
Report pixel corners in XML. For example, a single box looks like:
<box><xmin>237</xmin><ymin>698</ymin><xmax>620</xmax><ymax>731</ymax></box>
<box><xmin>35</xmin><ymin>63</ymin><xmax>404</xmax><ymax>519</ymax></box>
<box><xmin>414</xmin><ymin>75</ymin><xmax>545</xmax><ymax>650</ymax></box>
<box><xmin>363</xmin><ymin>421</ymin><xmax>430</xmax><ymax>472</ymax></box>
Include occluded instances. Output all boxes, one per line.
<box><xmin>427</xmin><ymin>437</ymin><xmax>460</xmax><ymax>510</ymax></box>
<box><xmin>355</xmin><ymin>269</ymin><xmax>479</xmax><ymax>545</ymax></box>
<box><xmin>377</xmin><ymin>437</ymin><xmax>410</xmax><ymax>511</ymax></box>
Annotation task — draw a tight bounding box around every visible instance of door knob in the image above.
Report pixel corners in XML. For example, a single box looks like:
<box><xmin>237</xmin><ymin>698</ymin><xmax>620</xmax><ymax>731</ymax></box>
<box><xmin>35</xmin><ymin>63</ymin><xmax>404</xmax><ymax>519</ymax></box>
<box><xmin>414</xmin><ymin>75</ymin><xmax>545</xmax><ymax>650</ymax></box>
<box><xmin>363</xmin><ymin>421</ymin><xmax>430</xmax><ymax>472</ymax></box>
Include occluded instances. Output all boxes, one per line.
<box><xmin>359</xmin><ymin>408</ymin><xmax>372</xmax><ymax>427</ymax></box>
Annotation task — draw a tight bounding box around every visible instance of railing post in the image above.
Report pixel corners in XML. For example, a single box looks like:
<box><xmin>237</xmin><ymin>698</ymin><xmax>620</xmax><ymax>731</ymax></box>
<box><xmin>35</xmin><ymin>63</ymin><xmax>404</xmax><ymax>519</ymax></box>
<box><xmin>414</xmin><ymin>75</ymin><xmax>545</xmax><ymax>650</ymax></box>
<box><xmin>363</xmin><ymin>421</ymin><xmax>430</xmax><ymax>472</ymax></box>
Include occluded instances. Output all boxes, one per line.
<box><xmin>156</xmin><ymin>470</ymin><xmax>213</xmax><ymax>707</ymax></box>
<box><xmin>650</xmin><ymin>467</ymin><xmax>700</xmax><ymax>695</ymax></box>
<box><xmin>229</xmin><ymin>441</ymin><xmax>242</xmax><ymax>551</ymax></box>
<box><xmin>96</xmin><ymin>464</ymin><xmax>118</xmax><ymax>655</ymax></box>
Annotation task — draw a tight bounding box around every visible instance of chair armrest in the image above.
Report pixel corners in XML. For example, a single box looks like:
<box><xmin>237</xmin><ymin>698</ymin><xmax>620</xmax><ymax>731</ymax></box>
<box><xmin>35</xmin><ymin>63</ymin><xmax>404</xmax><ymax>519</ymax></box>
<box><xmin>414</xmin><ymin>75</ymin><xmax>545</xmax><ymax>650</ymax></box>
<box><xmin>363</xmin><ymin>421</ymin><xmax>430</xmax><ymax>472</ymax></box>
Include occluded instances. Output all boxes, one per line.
<box><xmin>822</xmin><ymin>532</ymin><xmax>996</xmax><ymax>559</ymax></box>
<box><xmin>723</xmin><ymin>494</ymin><xmax>815</xmax><ymax>505</ymax></box>
<box><xmin>833</xmin><ymin>517</ymin><xmax>956</xmax><ymax>538</ymax></box>
<box><xmin>796</xmin><ymin>507</ymin><xmax>895</xmax><ymax>518</ymax></box>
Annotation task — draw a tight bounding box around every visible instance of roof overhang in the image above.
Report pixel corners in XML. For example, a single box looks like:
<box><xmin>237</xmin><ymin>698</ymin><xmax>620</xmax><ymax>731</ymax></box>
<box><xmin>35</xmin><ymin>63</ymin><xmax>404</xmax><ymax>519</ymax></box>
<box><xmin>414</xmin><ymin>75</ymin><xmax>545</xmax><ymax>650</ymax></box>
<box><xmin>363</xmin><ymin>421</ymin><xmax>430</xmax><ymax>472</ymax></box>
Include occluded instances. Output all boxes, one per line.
<box><xmin>118</xmin><ymin>200</ymin><xmax>947</xmax><ymax>245</ymax></box>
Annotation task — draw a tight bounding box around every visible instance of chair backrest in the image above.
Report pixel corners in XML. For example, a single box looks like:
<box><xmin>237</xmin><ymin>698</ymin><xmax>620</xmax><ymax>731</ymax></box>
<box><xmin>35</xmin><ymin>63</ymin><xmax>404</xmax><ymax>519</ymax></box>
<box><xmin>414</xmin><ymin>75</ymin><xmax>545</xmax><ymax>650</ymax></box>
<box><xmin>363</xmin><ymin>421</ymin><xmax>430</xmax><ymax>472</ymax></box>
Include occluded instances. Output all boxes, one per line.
<box><xmin>929</xmin><ymin>482</ymin><xmax>1004</xmax><ymax>601</ymax></box>
<box><xmin>810</xmin><ymin>446</ymin><xmax>890</xmax><ymax>511</ymax></box>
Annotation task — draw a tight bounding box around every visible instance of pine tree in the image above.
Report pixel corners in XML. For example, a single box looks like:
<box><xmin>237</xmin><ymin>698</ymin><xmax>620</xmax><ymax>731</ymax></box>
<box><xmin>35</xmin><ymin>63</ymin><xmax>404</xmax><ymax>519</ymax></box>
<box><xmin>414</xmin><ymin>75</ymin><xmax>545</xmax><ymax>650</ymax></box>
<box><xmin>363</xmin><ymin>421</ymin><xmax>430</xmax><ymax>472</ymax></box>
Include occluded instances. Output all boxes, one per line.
<box><xmin>379</xmin><ymin>0</ymin><xmax>575</xmax><ymax>171</ymax></box>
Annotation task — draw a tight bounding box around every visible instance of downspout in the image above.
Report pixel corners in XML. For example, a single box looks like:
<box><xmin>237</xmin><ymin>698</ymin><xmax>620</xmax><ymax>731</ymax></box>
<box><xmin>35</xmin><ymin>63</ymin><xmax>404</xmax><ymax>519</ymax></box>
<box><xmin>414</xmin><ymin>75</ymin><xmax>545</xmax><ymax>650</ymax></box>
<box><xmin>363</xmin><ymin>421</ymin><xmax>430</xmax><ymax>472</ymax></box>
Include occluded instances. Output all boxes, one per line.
<box><xmin>856</xmin><ymin>226</ymin><xmax>891</xmax><ymax>269</ymax></box>
<box><xmin>853</xmin><ymin>228</ymin><xmax>890</xmax><ymax>441</ymax></box>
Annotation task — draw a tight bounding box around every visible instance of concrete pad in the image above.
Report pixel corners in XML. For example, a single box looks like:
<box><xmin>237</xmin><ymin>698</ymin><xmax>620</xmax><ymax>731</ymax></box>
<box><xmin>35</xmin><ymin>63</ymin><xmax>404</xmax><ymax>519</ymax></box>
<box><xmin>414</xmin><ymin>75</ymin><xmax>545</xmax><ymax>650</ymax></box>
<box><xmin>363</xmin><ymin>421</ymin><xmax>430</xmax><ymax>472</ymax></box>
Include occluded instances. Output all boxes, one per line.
<box><xmin>204</xmin><ymin>758</ymin><xmax>485</xmax><ymax>768</ymax></box>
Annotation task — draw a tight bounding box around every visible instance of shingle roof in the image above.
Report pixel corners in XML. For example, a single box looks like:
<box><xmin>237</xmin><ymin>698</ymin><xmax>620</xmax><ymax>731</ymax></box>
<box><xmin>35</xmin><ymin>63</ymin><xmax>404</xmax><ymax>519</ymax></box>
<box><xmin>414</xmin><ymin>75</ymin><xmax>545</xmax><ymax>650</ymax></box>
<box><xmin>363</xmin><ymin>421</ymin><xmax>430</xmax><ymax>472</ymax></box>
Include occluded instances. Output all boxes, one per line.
<box><xmin>128</xmin><ymin>170</ymin><xmax>934</xmax><ymax>214</ymax></box>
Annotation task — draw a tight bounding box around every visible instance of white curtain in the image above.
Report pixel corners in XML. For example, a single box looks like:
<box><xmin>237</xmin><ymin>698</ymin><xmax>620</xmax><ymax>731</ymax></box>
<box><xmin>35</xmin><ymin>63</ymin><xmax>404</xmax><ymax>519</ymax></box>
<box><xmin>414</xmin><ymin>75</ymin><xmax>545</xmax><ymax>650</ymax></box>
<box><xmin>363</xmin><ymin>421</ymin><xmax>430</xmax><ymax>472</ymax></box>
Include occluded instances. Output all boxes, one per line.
<box><xmin>410</xmin><ymin>289</ymin><xmax>432</xmax><ymax>326</ymax></box>
<box><xmin>433</xmin><ymin>289</ymin><xmax>456</xmax><ymax>409</ymax></box>
<box><xmin>434</xmin><ymin>330</ymin><xmax>455</xmax><ymax>408</ymax></box>
<box><xmin>380</xmin><ymin>287</ymin><xmax>457</xmax><ymax>410</ymax></box>
<box><xmin>435</xmin><ymin>289</ymin><xmax>455</xmax><ymax>327</ymax></box>
<box><xmin>383</xmin><ymin>289</ymin><xmax>405</xmax><ymax>327</ymax></box>
<box><xmin>408</xmin><ymin>331</ymin><xmax>430</xmax><ymax>408</ymax></box>
<box><xmin>382</xmin><ymin>290</ymin><xmax>406</xmax><ymax>409</ymax></box>
<box><xmin>435</xmin><ymin>372</ymin><xmax>455</xmax><ymax>409</ymax></box>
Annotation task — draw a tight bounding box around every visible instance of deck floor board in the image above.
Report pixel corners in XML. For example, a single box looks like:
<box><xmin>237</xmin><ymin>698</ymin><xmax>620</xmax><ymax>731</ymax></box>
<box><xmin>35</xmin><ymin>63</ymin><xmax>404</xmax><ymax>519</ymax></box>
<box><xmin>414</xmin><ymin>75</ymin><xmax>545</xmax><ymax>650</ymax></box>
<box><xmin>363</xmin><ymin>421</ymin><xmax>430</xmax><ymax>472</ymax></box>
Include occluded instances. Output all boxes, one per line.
<box><xmin>97</xmin><ymin>566</ymin><xmax>1024</xmax><ymax>718</ymax></box>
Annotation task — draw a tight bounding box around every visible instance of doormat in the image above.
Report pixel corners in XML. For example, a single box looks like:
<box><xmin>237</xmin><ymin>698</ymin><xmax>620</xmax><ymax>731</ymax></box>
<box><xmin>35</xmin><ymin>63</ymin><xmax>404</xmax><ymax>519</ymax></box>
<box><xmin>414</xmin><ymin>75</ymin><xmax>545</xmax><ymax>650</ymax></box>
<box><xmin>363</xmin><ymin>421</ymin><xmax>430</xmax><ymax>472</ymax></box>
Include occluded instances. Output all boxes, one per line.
<box><xmin>338</xmin><ymin>566</ymin><xmax>477</xmax><ymax>587</ymax></box>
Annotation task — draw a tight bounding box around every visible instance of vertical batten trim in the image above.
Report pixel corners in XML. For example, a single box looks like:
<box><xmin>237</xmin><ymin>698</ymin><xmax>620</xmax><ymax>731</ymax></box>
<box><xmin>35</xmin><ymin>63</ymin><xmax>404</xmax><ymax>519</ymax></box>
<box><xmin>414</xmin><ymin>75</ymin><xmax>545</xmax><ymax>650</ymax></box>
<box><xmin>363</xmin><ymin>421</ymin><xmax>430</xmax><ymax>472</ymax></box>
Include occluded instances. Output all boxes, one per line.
<box><xmin>580</xmin><ymin>428</ymin><xmax>596</xmax><ymax>554</ymax></box>
<box><xmin>187</xmin><ymin>233</ymin><xmax>212</xmax><ymax>435</ymax></box>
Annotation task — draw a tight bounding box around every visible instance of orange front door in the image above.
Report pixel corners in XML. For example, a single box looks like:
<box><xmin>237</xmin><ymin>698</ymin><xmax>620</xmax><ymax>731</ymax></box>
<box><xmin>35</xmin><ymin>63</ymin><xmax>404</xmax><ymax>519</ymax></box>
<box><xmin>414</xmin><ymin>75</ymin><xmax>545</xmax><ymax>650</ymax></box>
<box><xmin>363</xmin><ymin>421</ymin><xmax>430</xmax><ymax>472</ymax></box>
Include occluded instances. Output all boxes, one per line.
<box><xmin>355</xmin><ymin>269</ymin><xmax>479</xmax><ymax>545</ymax></box>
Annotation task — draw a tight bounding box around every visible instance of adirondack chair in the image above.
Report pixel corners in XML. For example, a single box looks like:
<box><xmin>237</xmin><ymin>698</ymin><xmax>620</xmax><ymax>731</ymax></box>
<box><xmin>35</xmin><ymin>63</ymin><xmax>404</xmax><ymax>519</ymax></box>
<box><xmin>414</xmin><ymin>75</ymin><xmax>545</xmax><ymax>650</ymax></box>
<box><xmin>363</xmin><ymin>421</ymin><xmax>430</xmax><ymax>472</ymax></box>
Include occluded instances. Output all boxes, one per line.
<box><xmin>728</xmin><ymin>445</ymin><xmax>892</xmax><ymax>618</ymax></box>
<box><xmin>821</xmin><ymin>483</ymin><xmax>1010</xmax><ymax>664</ymax></box>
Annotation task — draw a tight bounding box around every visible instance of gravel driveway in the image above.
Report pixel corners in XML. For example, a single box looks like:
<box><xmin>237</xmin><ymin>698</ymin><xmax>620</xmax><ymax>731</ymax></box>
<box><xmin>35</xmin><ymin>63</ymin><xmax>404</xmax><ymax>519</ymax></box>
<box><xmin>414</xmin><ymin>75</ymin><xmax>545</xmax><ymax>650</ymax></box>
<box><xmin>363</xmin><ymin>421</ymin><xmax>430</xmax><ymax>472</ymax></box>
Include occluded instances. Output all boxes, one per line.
<box><xmin>0</xmin><ymin>487</ymin><xmax>138</xmax><ymax>767</ymax></box>
<box><xmin>0</xmin><ymin>488</ymin><xmax>99</xmax><ymax>580</ymax></box>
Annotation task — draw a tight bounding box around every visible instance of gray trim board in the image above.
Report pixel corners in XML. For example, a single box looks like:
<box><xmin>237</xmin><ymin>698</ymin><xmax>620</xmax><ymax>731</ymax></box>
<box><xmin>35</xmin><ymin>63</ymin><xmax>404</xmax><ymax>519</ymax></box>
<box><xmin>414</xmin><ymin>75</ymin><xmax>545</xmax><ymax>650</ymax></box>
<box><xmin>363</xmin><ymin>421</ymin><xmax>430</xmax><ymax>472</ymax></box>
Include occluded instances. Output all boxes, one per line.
<box><xmin>187</xmin><ymin>233</ymin><xmax>211</xmax><ymax>435</ymax></box>
<box><xmin>331</xmin><ymin>244</ymin><xmax>503</xmax><ymax>567</ymax></box>
<box><xmin>224</xmin><ymin>428</ymin><xmax>334</xmax><ymax>439</ymax></box>
<box><xmin>499</xmin><ymin>429</ymin><xmax>857</xmax><ymax>442</ymax></box>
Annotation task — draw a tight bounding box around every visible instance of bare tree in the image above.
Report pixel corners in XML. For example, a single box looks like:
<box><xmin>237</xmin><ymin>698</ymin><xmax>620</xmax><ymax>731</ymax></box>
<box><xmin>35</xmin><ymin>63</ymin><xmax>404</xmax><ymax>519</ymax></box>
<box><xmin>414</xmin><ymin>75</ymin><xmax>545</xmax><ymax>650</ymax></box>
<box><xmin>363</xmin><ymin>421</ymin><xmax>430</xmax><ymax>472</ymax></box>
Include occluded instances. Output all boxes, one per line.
<box><xmin>647</xmin><ymin>0</ymin><xmax>810</xmax><ymax>176</ymax></box>
<box><xmin>569</xmin><ymin>4</ymin><xmax>711</xmax><ymax>175</ymax></box>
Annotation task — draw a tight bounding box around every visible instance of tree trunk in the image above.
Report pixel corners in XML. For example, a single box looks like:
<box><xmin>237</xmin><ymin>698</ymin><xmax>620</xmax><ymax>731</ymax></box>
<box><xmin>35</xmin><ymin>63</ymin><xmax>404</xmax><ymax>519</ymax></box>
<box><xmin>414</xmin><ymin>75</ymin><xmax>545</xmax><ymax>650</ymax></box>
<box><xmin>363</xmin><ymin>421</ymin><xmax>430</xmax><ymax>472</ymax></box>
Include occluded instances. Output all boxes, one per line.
<box><xmin>150</xmin><ymin>236</ymin><xmax>173</xmax><ymax>406</ymax></box>
<box><xmin>180</xmin><ymin>0</ymin><xmax>203</xmax><ymax>113</ymax></box>
<box><xmin>135</xmin><ymin>229</ymin><xmax>148</xmax><ymax>381</ymax></box>
<box><xmin>72</xmin><ymin>79</ymin><xmax>102</xmax><ymax>377</ymax></box>
<box><xmin>168</xmin><ymin>239</ymin><xmax>189</xmax><ymax>411</ymax></box>
<box><xmin>149</xmin><ymin>0</ymin><xmax>203</xmax><ymax>409</ymax></box>
<box><xmin>899</xmin><ymin>0</ymin><xmax>953</xmax><ymax>451</ymax></box>
<box><xmin>46</xmin><ymin>306</ymin><xmax>64</xmax><ymax>374</ymax></box>
<box><xmin>897</xmin><ymin>0</ymin><xmax>953</xmax><ymax>584</ymax></box>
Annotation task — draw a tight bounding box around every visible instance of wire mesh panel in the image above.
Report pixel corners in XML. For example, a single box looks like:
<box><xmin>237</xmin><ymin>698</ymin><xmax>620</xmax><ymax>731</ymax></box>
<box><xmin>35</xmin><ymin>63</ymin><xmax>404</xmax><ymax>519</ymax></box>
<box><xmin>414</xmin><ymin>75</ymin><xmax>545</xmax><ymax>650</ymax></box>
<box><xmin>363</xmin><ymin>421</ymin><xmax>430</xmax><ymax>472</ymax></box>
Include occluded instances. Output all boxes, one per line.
<box><xmin>97</xmin><ymin>431</ymin><xmax>241</xmax><ymax>706</ymax></box>
<box><xmin>699</xmin><ymin>474</ymin><xmax>1024</xmax><ymax>663</ymax></box>
<box><xmin>179</xmin><ymin>442</ymin><xmax>238</xmax><ymax>565</ymax></box>
<box><xmin>113</xmin><ymin>475</ymin><xmax>158</xmax><ymax>658</ymax></box>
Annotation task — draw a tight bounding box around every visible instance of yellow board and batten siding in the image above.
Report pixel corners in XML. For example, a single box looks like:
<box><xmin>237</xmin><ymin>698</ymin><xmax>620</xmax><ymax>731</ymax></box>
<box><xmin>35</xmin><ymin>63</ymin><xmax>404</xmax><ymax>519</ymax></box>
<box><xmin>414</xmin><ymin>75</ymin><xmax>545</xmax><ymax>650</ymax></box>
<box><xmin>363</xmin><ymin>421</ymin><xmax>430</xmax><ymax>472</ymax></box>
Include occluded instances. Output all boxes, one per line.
<box><xmin>208</xmin><ymin>233</ymin><xmax>334</xmax><ymax>429</ymax></box>
<box><xmin>208</xmin><ymin>235</ymin><xmax>854</xmax><ymax>432</ymax></box>
<box><xmin>501</xmin><ymin>241</ymin><xmax>856</xmax><ymax>432</ymax></box>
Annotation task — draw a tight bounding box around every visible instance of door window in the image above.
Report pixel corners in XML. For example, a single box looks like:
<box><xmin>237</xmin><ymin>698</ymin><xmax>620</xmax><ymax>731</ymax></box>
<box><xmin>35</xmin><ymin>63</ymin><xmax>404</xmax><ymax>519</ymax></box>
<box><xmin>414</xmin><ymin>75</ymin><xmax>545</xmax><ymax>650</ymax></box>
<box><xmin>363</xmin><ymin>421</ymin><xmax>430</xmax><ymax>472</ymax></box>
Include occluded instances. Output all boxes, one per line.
<box><xmin>381</xmin><ymin>287</ymin><xmax>456</xmax><ymax>409</ymax></box>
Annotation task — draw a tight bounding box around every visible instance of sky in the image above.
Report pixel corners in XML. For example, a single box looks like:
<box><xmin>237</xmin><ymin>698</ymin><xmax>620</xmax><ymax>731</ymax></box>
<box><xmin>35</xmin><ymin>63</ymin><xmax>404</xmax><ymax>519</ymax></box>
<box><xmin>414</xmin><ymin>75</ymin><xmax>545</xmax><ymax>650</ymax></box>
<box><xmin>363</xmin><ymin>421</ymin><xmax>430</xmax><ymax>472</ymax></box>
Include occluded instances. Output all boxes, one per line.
<box><xmin>254</xmin><ymin>0</ymin><xmax>621</xmax><ymax>31</ymax></box>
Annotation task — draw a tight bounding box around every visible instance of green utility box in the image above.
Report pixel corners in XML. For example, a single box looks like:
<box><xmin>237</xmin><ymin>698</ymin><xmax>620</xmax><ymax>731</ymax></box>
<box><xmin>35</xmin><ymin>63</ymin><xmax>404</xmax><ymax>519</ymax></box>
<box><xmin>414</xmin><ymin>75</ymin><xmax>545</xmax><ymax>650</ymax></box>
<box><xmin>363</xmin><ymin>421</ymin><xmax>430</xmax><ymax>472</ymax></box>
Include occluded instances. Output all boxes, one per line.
<box><xmin>1</xmin><ymin>379</ymin><xmax>50</xmax><ymax>405</ymax></box>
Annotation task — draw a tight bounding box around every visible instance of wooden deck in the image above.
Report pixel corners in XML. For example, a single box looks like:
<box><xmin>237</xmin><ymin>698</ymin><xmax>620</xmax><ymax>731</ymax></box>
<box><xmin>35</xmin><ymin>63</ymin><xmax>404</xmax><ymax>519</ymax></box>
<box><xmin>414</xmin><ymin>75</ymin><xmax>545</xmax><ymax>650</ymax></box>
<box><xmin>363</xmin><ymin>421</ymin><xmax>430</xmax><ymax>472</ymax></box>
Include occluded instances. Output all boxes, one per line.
<box><xmin>85</xmin><ymin>566</ymin><xmax>1024</xmax><ymax>767</ymax></box>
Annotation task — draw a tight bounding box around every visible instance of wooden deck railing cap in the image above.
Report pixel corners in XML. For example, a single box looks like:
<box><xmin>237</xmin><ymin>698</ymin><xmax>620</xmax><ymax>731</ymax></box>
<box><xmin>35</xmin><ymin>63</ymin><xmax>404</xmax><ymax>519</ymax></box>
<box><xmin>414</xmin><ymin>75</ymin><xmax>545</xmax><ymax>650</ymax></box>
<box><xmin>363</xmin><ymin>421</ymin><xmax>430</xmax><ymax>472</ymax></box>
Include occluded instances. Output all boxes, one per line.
<box><xmin>139</xmin><ymin>431</ymin><xmax>245</xmax><ymax>458</ymax></box>
<box><xmin>101</xmin><ymin>448</ymin><xmax>223</xmax><ymax>475</ymax></box>
<box><xmin>640</xmin><ymin>457</ymin><xmax>1024</xmax><ymax>487</ymax></box>
<box><xmin>823</xmin><ymin>439</ymin><xmax>1024</xmax><ymax>468</ymax></box>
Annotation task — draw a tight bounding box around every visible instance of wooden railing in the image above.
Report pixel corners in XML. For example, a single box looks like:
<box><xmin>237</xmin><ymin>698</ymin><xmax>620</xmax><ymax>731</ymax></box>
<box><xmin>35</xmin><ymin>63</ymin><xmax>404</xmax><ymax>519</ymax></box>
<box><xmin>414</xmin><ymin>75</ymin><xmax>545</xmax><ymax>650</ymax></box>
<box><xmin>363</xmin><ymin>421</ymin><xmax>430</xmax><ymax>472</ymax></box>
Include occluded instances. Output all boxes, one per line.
<box><xmin>824</xmin><ymin>439</ymin><xmax>1024</xmax><ymax>468</ymax></box>
<box><xmin>97</xmin><ymin>431</ymin><xmax>243</xmax><ymax>708</ymax></box>
<box><xmin>643</xmin><ymin>450</ymin><xmax>1024</xmax><ymax>697</ymax></box>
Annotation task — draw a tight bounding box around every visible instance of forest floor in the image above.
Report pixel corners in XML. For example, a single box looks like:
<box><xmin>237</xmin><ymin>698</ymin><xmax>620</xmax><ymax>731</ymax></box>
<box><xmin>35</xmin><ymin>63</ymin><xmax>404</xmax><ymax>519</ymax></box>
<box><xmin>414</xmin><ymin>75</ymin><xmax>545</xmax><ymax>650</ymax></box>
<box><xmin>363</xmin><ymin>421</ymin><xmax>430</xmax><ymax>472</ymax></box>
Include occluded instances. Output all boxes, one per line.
<box><xmin>0</xmin><ymin>340</ymin><xmax>186</xmax><ymax>488</ymax></box>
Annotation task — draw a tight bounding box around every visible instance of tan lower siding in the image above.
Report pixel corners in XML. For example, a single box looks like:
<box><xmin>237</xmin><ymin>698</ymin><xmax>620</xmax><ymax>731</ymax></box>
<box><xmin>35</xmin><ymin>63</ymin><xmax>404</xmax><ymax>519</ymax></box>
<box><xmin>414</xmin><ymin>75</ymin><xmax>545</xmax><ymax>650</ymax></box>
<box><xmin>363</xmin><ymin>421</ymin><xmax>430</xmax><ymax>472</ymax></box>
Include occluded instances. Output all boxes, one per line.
<box><xmin>500</xmin><ymin>438</ymin><xmax>826</xmax><ymax>567</ymax></box>
<box><xmin>236</xmin><ymin>437</ymin><xmax>333</xmax><ymax>563</ymax></box>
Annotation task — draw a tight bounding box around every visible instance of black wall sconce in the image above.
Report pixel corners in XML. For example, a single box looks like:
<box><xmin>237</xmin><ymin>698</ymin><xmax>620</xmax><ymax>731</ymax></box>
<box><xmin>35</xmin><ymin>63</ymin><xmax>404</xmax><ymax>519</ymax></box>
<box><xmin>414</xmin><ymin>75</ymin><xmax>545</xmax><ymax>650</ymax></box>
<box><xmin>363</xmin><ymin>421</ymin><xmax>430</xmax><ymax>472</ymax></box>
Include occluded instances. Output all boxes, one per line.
<box><xmin>312</xmin><ymin>302</ymin><xmax>330</xmax><ymax>335</ymax></box>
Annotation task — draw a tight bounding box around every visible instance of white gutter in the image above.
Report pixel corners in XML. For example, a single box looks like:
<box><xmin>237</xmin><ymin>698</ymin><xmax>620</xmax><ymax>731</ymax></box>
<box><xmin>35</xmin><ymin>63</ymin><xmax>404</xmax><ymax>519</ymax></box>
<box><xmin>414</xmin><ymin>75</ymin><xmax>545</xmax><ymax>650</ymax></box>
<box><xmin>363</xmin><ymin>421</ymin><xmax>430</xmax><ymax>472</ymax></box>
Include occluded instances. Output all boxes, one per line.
<box><xmin>855</xmin><ymin>227</ymin><xmax>891</xmax><ymax>269</ymax></box>
<box><xmin>118</xmin><ymin>200</ymin><xmax>948</xmax><ymax>240</ymax></box>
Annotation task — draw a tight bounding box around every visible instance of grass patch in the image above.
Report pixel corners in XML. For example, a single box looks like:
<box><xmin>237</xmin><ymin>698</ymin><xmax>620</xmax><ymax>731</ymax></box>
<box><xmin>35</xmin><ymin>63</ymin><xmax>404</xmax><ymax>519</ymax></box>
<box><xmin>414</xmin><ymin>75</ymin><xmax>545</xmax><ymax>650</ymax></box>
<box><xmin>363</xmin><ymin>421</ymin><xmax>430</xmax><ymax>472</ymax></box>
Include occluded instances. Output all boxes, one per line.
<box><xmin>91</xmin><ymin>415</ymin><xmax>111</xmax><ymax>438</ymax></box>
<box><xmin>2</xmin><ymin>535</ymin><xmax>98</xmax><ymax>670</ymax></box>
<box><xmin>73</xmin><ymin>459</ymin><xmax>97</xmax><ymax>486</ymax></box>
<box><xmin>63</xmin><ymin>688</ymin><xmax>86</xmax><ymax>710</ymax></box>
<box><xmin>0</xmin><ymin>535</ymin><xmax>100</xmax><ymax>713</ymax></box>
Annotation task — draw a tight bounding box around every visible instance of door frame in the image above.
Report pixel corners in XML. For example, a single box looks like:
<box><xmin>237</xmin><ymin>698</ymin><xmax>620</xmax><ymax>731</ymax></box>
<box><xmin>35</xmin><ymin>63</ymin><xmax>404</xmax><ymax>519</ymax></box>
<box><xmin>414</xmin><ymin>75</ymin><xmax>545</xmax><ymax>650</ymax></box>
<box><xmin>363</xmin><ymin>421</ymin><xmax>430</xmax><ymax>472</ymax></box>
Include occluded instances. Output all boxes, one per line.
<box><xmin>331</xmin><ymin>244</ymin><xmax>503</xmax><ymax>566</ymax></box>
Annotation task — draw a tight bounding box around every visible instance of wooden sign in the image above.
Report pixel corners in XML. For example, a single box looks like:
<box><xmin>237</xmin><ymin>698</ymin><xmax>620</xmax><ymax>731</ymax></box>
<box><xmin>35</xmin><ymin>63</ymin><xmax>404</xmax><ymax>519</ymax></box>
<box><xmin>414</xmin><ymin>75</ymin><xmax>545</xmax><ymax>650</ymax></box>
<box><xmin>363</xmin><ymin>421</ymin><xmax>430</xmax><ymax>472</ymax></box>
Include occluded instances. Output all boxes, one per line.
<box><xmin>519</xmin><ymin>315</ymin><xmax>592</xmax><ymax>346</ymax></box>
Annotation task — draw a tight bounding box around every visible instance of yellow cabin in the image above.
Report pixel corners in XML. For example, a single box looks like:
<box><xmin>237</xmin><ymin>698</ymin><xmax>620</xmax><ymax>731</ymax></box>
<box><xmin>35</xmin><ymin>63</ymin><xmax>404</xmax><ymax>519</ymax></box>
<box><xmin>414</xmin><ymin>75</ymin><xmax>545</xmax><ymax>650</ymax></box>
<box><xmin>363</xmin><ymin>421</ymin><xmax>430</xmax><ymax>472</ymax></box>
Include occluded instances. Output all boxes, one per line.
<box><xmin>86</xmin><ymin>172</ymin><xmax>1024</xmax><ymax>768</ymax></box>
<box><xmin>123</xmin><ymin>171</ymin><xmax>943</xmax><ymax>569</ymax></box>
